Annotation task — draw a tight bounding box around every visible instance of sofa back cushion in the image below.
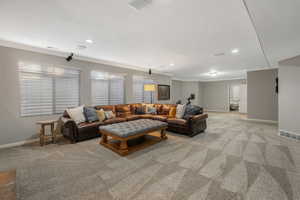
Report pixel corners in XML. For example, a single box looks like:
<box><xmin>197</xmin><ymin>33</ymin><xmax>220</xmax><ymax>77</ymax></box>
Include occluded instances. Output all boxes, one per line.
<box><xmin>159</xmin><ymin>104</ymin><xmax>173</xmax><ymax>115</ymax></box>
<box><xmin>130</xmin><ymin>104</ymin><xmax>142</xmax><ymax>114</ymax></box>
<box><xmin>115</xmin><ymin>104</ymin><xmax>131</xmax><ymax>117</ymax></box>
<box><xmin>94</xmin><ymin>105</ymin><xmax>116</xmax><ymax>113</ymax></box>
<box><xmin>116</xmin><ymin>104</ymin><xmax>130</xmax><ymax>112</ymax></box>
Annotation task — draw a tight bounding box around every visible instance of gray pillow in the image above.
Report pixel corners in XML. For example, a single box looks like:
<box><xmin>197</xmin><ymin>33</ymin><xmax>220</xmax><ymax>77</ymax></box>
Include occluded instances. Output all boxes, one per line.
<box><xmin>183</xmin><ymin>105</ymin><xmax>202</xmax><ymax>120</ymax></box>
<box><xmin>83</xmin><ymin>107</ymin><xmax>99</xmax><ymax>122</ymax></box>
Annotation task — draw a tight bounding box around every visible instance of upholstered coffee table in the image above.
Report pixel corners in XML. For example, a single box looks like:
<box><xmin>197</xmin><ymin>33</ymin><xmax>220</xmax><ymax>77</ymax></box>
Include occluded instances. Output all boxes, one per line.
<box><xmin>99</xmin><ymin>119</ymin><xmax>168</xmax><ymax>156</ymax></box>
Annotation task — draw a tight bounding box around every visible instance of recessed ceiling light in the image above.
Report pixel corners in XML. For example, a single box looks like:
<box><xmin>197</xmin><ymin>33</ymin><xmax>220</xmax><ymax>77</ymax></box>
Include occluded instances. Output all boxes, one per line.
<box><xmin>207</xmin><ymin>70</ymin><xmax>219</xmax><ymax>77</ymax></box>
<box><xmin>85</xmin><ymin>39</ymin><xmax>93</xmax><ymax>44</ymax></box>
<box><xmin>170</xmin><ymin>63</ymin><xmax>175</xmax><ymax>66</ymax></box>
<box><xmin>231</xmin><ymin>48</ymin><xmax>239</xmax><ymax>54</ymax></box>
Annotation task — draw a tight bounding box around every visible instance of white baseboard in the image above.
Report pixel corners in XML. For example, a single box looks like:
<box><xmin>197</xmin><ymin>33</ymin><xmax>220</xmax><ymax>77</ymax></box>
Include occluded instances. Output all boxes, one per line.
<box><xmin>206</xmin><ymin>110</ymin><xmax>229</xmax><ymax>113</ymax></box>
<box><xmin>0</xmin><ymin>138</ymin><xmax>39</xmax><ymax>149</ymax></box>
<box><xmin>243</xmin><ymin>118</ymin><xmax>278</xmax><ymax>124</ymax></box>
<box><xmin>279</xmin><ymin>129</ymin><xmax>300</xmax><ymax>140</ymax></box>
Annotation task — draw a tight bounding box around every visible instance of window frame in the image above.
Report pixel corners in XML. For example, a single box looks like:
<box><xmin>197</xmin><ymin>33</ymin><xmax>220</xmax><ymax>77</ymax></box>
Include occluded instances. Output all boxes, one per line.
<box><xmin>90</xmin><ymin>70</ymin><xmax>125</xmax><ymax>106</ymax></box>
<box><xmin>19</xmin><ymin>64</ymin><xmax>81</xmax><ymax>117</ymax></box>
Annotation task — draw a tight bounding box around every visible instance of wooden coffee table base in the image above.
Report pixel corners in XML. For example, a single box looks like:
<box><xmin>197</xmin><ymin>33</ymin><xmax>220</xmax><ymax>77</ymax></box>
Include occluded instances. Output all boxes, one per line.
<box><xmin>100</xmin><ymin>127</ymin><xmax>167</xmax><ymax>156</ymax></box>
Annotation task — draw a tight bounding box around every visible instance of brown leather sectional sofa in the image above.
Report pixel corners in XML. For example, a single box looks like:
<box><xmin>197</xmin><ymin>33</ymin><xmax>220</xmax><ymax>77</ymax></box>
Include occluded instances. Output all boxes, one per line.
<box><xmin>61</xmin><ymin>103</ymin><xmax>208</xmax><ymax>143</ymax></box>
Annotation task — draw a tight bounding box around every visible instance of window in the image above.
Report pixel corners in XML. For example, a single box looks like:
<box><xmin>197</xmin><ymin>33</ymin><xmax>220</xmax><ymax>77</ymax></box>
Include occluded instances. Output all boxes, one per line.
<box><xmin>19</xmin><ymin>63</ymin><xmax>80</xmax><ymax>116</ymax></box>
<box><xmin>91</xmin><ymin>71</ymin><xmax>125</xmax><ymax>106</ymax></box>
<box><xmin>133</xmin><ymin>75</ymin><xmax>155</xmax><ymax>103</ymax></box>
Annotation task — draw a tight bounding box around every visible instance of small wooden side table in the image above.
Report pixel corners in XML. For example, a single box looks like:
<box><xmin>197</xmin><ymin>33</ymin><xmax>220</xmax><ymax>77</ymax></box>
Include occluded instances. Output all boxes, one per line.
<box><xmin>37</xmin><ymin>120</ymin><xmax>57</xmax><ymax>146</ymax></box>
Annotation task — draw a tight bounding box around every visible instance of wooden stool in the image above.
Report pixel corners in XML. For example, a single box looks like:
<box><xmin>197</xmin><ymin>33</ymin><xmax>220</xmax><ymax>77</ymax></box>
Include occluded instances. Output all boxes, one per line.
<box><xmin>37</xmin><ymin>120</ymin><xmax>57</xmax><ymax>146</ymax></box>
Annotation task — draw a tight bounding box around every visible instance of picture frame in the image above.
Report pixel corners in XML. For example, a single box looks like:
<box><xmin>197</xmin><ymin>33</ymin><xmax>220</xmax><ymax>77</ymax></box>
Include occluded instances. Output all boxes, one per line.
<box><xmin>157</xmin><ymin>85</ymin><xmax>170</xmax><ymax>100</ymax></box>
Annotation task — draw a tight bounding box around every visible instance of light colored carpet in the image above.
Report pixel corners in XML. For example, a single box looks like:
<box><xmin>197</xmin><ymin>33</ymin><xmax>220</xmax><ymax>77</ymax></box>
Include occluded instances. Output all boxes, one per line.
<box><xmin>0</xmin><ymin>113</ymin><xmax>299</xmax><ymax>200</ymax></box>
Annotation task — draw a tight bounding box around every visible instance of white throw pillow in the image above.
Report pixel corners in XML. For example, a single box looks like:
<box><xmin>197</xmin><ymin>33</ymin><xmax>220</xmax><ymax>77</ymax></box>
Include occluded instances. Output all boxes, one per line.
<box><xmin>66</xmin><ymin>105</ymin><xmax>86</xmax><ymax>124</ymax></box>
<box><xmin>104</xmin><ymin>111</ymin><xmax>116</xmax><ymax>119</ymax></box>
<box><xmin>176</xmin><ymin>104</ymin><xmax>186</xmax><ymax>119</ymax></box>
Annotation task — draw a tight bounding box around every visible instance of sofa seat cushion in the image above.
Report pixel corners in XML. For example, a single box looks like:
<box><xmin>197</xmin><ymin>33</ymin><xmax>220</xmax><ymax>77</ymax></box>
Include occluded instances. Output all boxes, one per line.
<box><xmin>103</xmin><ymin>117</ymin><xmax>126</xmax><ymax>125</ymax></box>
<box><xmin>78</xmin><ymin>121</ymin><xmax>104</xmax><ymax>129</ymax></box>
<box><xmin>149</xmin><ymin>115</ymin><xmax>168</xmax><ymax>122</ymax></box>
<box><xmin>126</xmin><ymin>115</ymin><xmax>141</xmax><ymax>121</ymax></box>
<box><xmin>167</xmin><ymin>118</ymin><xmax>188</xmax><ymax>126</ymax></box>
<box><xmin>117</xmin><ymin>112</ymin><xmax>132</xmax><ymax>118</ymax></box>
<box><xmin>138</xmin><ymin>114</ymin><xmax>153</xmax><ymax>119</ymax></box>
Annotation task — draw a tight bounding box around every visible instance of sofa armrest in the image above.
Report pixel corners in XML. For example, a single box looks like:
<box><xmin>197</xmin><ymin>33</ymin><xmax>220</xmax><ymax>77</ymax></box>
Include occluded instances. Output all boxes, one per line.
<box><xmin>188</xmin><ymin>114</ymin><xmax>208</xmax><ymax>135</ymax></box>
<box><xmin>60</xmin><ymin>117</ymin><xmax>78</xmax><ymax>143</ymax></box>
<box><xmin>190</xmin><ymin>113</ymin><xmax>208</xmax><ymax>122</ymax></box>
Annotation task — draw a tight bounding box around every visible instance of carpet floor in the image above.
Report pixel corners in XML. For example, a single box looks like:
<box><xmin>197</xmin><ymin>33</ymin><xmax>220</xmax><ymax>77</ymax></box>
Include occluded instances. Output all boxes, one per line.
<box><xmin>0</xmin><ymin>113</ymin><xmax>299</xmax><ymax>200</ymax></box>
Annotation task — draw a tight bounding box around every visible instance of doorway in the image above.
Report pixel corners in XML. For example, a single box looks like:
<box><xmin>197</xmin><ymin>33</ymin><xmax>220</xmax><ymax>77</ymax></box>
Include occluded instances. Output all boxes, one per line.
<box><xmin>229</xmin><ymin>83</ymin><xmax>247</xmax><ymax>113</ymax></box>
<box><xmin>229</xmin><ymin>84</ymin><xmax>241</xmax><ymax>112</ymax></box>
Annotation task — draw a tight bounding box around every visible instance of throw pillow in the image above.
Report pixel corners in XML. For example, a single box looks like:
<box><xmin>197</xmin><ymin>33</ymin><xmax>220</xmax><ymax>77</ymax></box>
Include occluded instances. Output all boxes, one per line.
<box><xmin>147</xmin><ymin>106</ymin><xmax>157</xmax><ymax>114</ymax></box>
<box><xmin>168</xmin><ymin>107</ymin><xmax>176</xmax><ymax>118</ymax></box>
<box><xmin>96</xmin><ymin>109</ymin><xmax>106</xmax><ymax>122</ymax></box>
<box><xmin>183</xmin><ymin>105</ymin><xmax>202</xmax><ymax>120</ymax></box>
<box><xmin>135</xmin><ymin>106</ymin><xmax>145</xmax><ymax>114</ymax></box>
<box><xmin>66</xmin><ymin>105</ymin><xmax>86</xmax><ymax>124</ymax></box>
<box><xmin>176</xmin><ymin>104</ymin><xmax>186</xmax><ymax>119</ymax></box>
<box><xmin>105</xmin><ymin>111</ymin><xmax>115</xmax><ymax>119</ymax></box>
<box><xmin>83</xmin><ymin>107</ymin><xmax>99</xmax><ymax>122</ymax></box>
<box><xmin>142</xmin><ymin>104</ymin><xmax>148</xmax><ymax>114</ymax></box>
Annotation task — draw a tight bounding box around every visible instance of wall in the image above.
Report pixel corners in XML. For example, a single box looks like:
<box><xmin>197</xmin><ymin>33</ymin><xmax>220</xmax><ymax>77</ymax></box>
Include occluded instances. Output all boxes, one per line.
<box><xmin>181</xmin><ymin>81</ymin><xmax>201</xmax><ymax>106</ymax></box>
<box><xmin>247</xmin><ymin>69</ymin><xmax>278</xmax><ymax>121</ymax></box>
<box><xmin>0</xmin><ymin>46</ymin><xmax>172</xmax><ymax>145</ymax></box>
<box><xmin>202</xmin><ymin>79</ymin><xmax>245</xmax><ymax>112</ymax></box>
<box><xmin>278</xmin><ymin>56</ymin><xmax>300</xmax><ymax>135</ymax></box>
<box><xmin>170</xmin><ymin>81</ymin><xmax>203</xmax><ymax>106</ymax></box>
<box><xmin>171</xmin><ymin>80</ymin><xmax>182</xmax><ymax>104</ymax></box>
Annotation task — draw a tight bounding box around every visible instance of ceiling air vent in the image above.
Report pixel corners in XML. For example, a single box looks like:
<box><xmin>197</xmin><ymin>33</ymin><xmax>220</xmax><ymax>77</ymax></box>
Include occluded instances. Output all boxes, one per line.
<box><xmin>129</xmin><ymin>0</ymin><xmax>153</xmax><ymax>10</ymax></box>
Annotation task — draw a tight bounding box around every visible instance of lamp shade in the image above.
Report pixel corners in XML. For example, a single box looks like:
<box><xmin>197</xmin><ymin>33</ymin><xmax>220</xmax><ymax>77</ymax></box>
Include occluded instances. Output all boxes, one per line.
<box><xmin>144</xmin><ymin>84</ymin><xmax>156</xmax><ymax>91</ymax></box>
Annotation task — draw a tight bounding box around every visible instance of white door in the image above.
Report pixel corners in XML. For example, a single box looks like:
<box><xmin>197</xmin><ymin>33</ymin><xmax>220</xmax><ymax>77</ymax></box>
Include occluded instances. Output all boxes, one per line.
<box><xmin>239</xmin><ymin>84</ymin><xmax>247</xmax><ymax>113</ymax></box>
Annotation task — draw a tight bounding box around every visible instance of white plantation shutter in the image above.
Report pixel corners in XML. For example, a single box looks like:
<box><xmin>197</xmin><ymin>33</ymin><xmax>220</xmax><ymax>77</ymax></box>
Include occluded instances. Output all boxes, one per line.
<box><xmin>91</xmin><ymin>71</ymin><xmax>124</xmax><ymax>105</ymax></box>
<box><xmin>55</xmin><ymin>77</ymin><xmax>80</xmax><ymax>114</ymax></box>
<box><xmin>91</xmin><ymin>79</ymin><xmax>109</xmax><ymax>105</ymax></box>
<box><xmin>133</xmin><ymin>76</ymin><xmax>154</xmax><ymax>103</ymax></box>
<box><xmin>19</xmin><ymin>64</ymin><xmax>80</xmax><ymax>116</ymax></box>
<box><xmin>133</xmin><ymin>76</ymin><xmax>144</xmax><ymax>103</ymax></box>
<box><xmin>20</xmin><ymin>73</ymin><xmax>53</xmax><ymax>116</ymax></box>
<box><xmin>110</xmin><ymin>77</ymin><xmax>124</xmax><ymax>105</ymax></box>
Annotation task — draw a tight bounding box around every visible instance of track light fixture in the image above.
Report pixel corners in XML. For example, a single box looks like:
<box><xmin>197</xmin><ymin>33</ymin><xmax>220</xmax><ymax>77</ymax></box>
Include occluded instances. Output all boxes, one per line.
<box><xmin>66</xmin><ymin>53</ymin><xmax>74</xmax><ymax>62</ymax></box>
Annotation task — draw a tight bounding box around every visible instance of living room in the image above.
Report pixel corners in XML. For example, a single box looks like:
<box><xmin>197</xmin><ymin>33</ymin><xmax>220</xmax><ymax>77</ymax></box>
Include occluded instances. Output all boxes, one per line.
<box><xmin>0</xmin><ymin>0</ymin><xmax>300</xmax><ymax>200</ymax></box>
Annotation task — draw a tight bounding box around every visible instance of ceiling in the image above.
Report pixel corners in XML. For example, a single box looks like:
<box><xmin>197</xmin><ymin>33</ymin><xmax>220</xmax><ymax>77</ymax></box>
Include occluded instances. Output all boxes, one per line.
<box><xmin>0</xmin><ymin>0</ymin><xmax>299</xmax><ymax>81</ymax></box>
